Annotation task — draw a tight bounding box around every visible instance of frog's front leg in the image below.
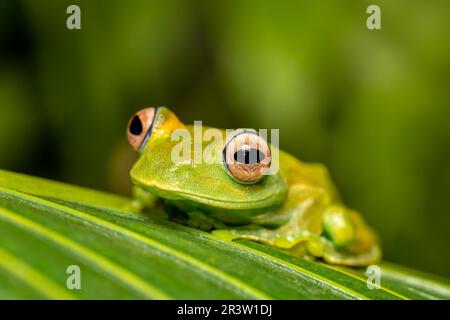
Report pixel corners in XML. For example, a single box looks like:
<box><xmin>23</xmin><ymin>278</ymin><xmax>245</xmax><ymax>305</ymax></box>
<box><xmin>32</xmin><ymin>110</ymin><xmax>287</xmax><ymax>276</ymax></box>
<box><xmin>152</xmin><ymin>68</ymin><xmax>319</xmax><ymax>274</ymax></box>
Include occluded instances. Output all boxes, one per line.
<box><xmin>212</xmin><ymin>185</ymin><xmax>329</xmax><ymax>250</ymax></box>
<box><xmin>123</xmin><ymin>186</ymin><xmax>159</xmax><ymax>213</ymax></box>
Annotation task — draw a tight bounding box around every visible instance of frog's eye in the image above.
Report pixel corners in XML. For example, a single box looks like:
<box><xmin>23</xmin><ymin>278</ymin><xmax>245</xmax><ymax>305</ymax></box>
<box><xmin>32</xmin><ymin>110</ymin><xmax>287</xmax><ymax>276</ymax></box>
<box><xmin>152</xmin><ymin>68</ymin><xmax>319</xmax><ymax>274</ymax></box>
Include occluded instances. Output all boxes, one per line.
<box><xmin>223</xmin><ymin>130</ymin><xmax>271</xmax><ymax>184</ymax></box>
<box><xmin>127</xmin><ymin>107</ymin><xmax>156</xmax><ymax>152</ymax></box>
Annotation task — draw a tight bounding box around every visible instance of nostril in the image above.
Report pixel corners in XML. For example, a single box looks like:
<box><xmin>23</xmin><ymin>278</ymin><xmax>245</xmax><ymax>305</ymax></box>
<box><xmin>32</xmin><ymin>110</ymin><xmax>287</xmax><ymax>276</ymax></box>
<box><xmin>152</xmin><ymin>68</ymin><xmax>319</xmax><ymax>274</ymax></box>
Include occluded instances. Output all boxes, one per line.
<box><xmin>129</xmin><ymin>115</ymin><xmax>143</xmax><ymax>135</ymax></box>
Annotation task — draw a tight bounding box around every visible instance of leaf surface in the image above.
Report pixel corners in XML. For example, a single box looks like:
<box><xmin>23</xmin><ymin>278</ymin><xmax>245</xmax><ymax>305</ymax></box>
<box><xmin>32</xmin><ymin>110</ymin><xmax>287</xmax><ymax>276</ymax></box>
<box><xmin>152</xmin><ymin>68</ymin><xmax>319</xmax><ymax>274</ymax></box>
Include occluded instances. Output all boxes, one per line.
<box><xmin>0</xmin><ymin>169</ymin><xmax>449</xmax><ymax>299</ymax></box>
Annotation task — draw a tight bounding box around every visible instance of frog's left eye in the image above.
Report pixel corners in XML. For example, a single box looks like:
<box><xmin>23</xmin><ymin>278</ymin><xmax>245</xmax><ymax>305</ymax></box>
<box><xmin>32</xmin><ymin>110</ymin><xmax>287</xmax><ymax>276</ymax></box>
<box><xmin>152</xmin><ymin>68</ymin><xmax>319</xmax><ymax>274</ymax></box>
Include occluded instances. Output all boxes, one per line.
<box><xmin>223</xmin><ymin>130</ymin><xmax>271</xmax><ymax>184</ymax></box>
<box><xmin>127</xmin><ymin>107</ymin><xmax>156</xmax><ymax>152</ymax></box>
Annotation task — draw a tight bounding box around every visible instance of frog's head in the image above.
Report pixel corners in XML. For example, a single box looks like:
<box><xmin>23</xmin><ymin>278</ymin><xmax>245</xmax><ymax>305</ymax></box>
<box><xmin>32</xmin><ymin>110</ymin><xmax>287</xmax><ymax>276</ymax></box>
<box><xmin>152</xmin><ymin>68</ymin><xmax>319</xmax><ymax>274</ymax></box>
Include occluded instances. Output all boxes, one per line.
<box><xmin>126</xmin><ymin>107</ymin><xmax>286</xmax><ymax>215</ymax></box>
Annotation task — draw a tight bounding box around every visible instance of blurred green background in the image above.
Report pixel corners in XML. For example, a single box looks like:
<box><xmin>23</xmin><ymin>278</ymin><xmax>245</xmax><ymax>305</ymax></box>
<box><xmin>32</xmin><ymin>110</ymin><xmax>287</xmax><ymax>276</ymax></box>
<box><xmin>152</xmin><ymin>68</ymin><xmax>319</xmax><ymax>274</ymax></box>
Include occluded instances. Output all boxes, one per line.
<box><xmin>1</xmin><ymin>0</ymin><xmax>449</xmax><ymax>277</ymax></box>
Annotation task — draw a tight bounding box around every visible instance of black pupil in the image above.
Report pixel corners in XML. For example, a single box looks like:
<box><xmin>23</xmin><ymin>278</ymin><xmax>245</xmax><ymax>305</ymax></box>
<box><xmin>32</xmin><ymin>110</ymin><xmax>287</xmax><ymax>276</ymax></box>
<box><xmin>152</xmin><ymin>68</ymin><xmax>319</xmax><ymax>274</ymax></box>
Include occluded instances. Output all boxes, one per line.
<box><xmin>129</xmin><ymin>115</ymin><xmax>143</xmax><ymax>135</ymax></box>
<box><xmin>234</xmin><ymin>148</ymin><xmax>265</xmax><ymax>164</ymax></box>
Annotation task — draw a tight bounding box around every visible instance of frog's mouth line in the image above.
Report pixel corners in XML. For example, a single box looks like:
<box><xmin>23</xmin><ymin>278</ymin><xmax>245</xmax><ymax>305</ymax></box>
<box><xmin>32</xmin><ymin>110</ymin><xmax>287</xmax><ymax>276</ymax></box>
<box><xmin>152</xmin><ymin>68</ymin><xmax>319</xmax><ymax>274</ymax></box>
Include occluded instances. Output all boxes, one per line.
<box><xmin>172</xmin><ymin>191</ymin><xmax>279</xmax><ymax>210</ymax></box>
<box><xmin>134</xmin><ymin>180</ymin><xmax>283</xmax><ymax>211</ymax></box>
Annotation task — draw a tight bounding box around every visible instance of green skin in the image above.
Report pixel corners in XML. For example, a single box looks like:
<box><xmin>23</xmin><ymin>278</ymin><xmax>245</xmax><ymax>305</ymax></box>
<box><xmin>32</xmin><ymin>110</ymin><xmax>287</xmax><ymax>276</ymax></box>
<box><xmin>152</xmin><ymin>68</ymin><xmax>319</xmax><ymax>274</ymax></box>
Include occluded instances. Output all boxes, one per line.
<box><xmin>130</xmin><ymin>107</ymin><xmax>381</xmax><ymax>266</ymax></box>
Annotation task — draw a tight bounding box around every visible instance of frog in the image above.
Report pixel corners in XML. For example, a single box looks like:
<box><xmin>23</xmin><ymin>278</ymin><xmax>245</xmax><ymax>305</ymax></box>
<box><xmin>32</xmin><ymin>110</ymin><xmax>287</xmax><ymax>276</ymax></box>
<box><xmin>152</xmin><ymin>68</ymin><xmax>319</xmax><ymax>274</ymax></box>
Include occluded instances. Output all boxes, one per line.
<box><xmin>126</xmin><ymin>106</ymin><xmax>381</xmax><ymax>266</ymax></box>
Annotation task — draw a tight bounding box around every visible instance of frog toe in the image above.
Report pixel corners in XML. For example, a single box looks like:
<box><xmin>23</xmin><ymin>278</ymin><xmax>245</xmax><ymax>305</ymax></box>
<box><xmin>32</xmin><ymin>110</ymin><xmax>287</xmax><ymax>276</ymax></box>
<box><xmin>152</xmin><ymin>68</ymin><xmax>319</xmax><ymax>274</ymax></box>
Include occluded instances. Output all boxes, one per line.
<box><xmin>320</xmin><ymin>244</ymin><xmax>382</xmax><ymax>267</ymax></box>
<box><xmin>211</xmin><ymin>226</ymin><xmax>279</xmax><ymax>244</ymax></box>
<box><xmin>211</xmin><ymin>230</ymin><xmax>236</xmax><ymax>241</ymax></box>
<box><xmin>122</xmin><ymin>199</ymin><xmax>144</xmax><ymax>213</ymax></box>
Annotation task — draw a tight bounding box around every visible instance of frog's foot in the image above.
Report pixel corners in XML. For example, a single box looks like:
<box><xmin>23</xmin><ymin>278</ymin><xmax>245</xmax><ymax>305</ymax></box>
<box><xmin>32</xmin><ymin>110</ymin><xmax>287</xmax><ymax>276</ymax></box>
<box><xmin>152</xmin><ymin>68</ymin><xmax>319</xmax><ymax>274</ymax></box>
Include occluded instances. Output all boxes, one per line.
<box><xmin>212</xmin><ymin>226</ymin><xmax>289</xmax><ymax>244</ymax></box>
<box><xmin>122</xmin><ymin>199</ymin><xmax>147</xmax><ymax>214</ymax></box>
<box><xmin>212</xmin><ymin>227</ymin><xmax>334</xmax><ymax>262</ymax></box>
<box><xmin>212</xmin><ymin>226</ymin><xmax>321</xmax><ymax>250</ymax></box>
<box><xmin>123</xmin><ymin>186</ymin><xmax>158</xmax><ymax>214</ymax></box>
<box><xmin>319</xmin><ymin>205</ymin><xmax>382</xmax><ymax>266</ymax></box>
<box><xmin>286</xmin><ymin>233</ymin><xmax>381</xmax><ymax>267</ymax></box>
<box><xmin>212</xmin><ymin>226</ymin><xmax>380</xmax><ymax>266</ymax></box>
<box><xmin>318</xmin><ymin>244</ymin><xmax>382</xmax><ymax>267</ymax></box>
<box><xmin>181</xmin><ymin>211</ymin><xmax>228</xmax><ymax>232</ymax></box>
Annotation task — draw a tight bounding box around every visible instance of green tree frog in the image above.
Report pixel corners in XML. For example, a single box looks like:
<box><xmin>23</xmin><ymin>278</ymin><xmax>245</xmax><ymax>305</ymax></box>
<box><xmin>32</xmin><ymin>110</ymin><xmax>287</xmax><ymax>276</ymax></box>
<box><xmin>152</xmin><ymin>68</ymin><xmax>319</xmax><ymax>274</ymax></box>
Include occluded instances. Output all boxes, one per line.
<box><xmin>126</xmin><ymin>107</ymin><xmax>381</xmax><ymax>266</ymax></box>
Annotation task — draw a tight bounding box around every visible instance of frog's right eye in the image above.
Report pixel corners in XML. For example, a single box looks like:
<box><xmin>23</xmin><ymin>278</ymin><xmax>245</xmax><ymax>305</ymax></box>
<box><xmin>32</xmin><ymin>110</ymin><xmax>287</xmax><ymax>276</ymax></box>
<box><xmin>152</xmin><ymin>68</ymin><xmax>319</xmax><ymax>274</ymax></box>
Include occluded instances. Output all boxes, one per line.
<box><xmin>127</xmin><ymin>107</ymin><xmax>156</xmax><ymax>152</ymax></box>
<box><xmin>222</xmin><ymin>129</ymin><xmax>271</xmax><ymax>184</ymax></box>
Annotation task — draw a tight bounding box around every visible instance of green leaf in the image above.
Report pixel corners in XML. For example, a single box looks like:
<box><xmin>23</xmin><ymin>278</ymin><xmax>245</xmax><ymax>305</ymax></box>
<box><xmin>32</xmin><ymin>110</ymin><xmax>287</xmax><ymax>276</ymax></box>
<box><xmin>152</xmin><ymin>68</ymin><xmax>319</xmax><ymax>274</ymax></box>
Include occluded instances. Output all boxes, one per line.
<box><xmin>0</xmin><ymin>169</ymin><xmax>449</xmax><ymax>299</ymax></box>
